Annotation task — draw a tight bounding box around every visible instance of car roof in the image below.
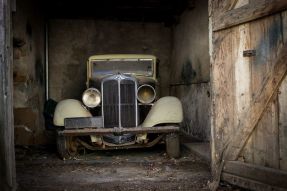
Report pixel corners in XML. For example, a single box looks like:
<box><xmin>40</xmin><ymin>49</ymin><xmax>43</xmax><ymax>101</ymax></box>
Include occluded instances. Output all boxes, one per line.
<box><xmin>88</xmin><ymin>54</ymin><xmax>156</xmax><ymax>61</ymax></box>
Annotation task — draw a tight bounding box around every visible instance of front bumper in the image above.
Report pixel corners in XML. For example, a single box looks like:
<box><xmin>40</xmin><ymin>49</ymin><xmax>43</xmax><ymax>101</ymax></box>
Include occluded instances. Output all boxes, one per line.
<box><xmin>58</xmin><ymin>117</ymin><xmax>179</xmax><ymax>136</ymax></box>
<box><xmin>58</xmin><ymin>126</ymin><xmax>179</xmax><ymax>136</ymax></box>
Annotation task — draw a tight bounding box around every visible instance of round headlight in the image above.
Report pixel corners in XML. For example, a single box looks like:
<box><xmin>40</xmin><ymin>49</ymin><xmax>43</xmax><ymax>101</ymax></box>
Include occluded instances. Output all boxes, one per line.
<box><xmin>137</xmin><ymin>84</ymin><xmax>156</xmax><ymax>104</ymax></box>
<box><xmin>82</xmin><ymin>88</ymin><xmax>101</xmax><ymax>108</ymax></box>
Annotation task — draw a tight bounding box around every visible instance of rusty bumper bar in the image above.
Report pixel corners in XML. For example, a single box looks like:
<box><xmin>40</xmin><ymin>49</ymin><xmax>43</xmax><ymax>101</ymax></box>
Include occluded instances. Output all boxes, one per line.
<box><xmin>58</xmin><ymin>126</ymin><xmax>179</xmax><ymax>136</ymax></box>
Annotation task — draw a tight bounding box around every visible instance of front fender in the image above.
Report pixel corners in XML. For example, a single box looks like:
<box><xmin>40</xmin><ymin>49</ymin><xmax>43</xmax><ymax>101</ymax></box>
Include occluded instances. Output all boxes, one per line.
<box><xmin>53</xmin><ymin>99</ymin><xmax>92</xmax><ymax>126</ymax></box>
<box><xmin>137</xmin><ymin>96</ymin><xmax>183</xmax><ymax>143</ymax></box>
<box><xmin>142</xmin><ymin>96</ymin><xmax>183</xmax><ymax>127</ymax></box>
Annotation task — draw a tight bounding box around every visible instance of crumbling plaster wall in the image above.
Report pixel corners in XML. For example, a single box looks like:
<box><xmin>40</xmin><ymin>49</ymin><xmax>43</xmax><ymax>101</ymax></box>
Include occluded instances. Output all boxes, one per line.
<box><xmin>13</xmin><ymin>0</ymin><xmax>47</xmax><ymax>145</ymax></box>
<box><xmin>48</xmin><ymin>20</ymin><xmax>172</xmax><ymax>101</ymax></box>
<box><xmin>170</xmin><ymin>0</ymin><xmax>210</xmax><ymax>141</ymax></box>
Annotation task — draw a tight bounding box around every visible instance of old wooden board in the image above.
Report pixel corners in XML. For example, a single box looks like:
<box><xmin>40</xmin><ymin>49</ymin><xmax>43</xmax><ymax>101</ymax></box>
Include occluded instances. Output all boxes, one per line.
<box><xmin>213</xmin><ymin>0</ymin><xmax>287</xmax><ymax>31</ymax></box>
<box><xmin>0</xmin><ymin>0</ymin><xmax>16</xmax><ymax>190</ymax></box>
<box><xmin>279</xmin><ymin>77</ymin><xmax>287</xmax><ymax>171</ymax></box>
<box><xmin>223</xmin><ymin>161</ymin><xmax>287</xmax><ymax>189</ymax></box>
<box><xmin>210</xmin><ymin>26</ymin><xmax>238</xmax><ymax>173</ymax></box>
<box><xmin>279</xmin><ymin>10</ymin><xmax>287</xmax><ymax>171</ymax></box>
<box><xmin>222</xmin><ymin>173</ymin><xmax>287</xmax><ymax>191</ymax></box>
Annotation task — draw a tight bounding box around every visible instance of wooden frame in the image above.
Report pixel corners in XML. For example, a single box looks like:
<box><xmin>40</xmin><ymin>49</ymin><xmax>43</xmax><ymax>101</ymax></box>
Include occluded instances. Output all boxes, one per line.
<box><xmin>0</xmin><ymin>0</ymin><xmax>16</xmax><ymax>190</ymax></box>
<box><xmin>212</xmin><ymin>0</ymin><xmax>287</xmax><ymax>31</ymax></box>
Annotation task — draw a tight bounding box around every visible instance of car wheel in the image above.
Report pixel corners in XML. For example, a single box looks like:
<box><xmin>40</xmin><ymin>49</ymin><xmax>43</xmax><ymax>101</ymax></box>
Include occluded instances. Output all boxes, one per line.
<box><xmin>57</xmin><ymin>135</ymin><xmax>78</xmax><ymax>160</ymax></box>
<box><xmin>165</xmin><ymin>133</ymin><xmax>180</xmax><ymax>158</ymax></box>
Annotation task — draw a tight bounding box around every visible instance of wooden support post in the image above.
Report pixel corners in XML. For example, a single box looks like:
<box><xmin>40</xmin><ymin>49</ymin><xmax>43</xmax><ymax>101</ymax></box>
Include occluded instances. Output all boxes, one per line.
<box><xmin>0</xmin><ymin>0</ymin><xmax>16</xmax><ymax>190</ymax></box>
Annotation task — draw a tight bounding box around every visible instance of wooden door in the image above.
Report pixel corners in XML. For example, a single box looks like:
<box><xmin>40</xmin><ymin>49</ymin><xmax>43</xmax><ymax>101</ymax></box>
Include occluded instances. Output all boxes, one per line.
<box><xmin>209</xmin><ymin>0</ymin><xmax>287</xmax><ymax>190</ymax></box>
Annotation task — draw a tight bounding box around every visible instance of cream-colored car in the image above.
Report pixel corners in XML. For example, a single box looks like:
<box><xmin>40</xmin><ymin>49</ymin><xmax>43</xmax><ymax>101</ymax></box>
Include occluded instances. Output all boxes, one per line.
<box><xmin>53</xmin><ymin>54</ymin><xmax>183</xmax><ymax>159</ymax></box>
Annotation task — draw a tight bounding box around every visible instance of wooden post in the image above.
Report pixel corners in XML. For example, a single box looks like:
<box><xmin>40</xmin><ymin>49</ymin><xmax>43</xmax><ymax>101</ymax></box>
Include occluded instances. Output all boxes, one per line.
<box><xmin>0</xmin><ymin>0</ymin><xmax>16</xmax><ymax>190</ymax></box>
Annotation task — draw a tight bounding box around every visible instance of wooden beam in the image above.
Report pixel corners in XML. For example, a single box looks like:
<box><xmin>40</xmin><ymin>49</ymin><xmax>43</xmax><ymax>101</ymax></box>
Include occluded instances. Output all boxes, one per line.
<box><xmin>0</xmin><ymin>0</ymin><xmax>16</xmax><ymax>190</ymax></box>
<box><xmin>213</xmin><ymin>0</ymin><xmax>287</xmax><ymax>31</ymax></box>
<box><xmin>223</xmin><ymin>161</ymin><xmax>287</xmax><ymax>189</ymax></box>
<box><xmin>222</xmin><ymin>172</ymin><xmax>287</xmax><ymax>191</ymax></box>
<box><xmin>209</xmin><ymin>42</ymin><xmax>287</xmax><ymax>191</ymax></box>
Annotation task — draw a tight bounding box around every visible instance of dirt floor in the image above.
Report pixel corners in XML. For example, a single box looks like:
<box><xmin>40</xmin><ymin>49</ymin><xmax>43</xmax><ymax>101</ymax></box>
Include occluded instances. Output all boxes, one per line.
<box><xmin>15</xmin><ymin>144</ymin><xmax>244</xmax><ymax>191</ymax></box>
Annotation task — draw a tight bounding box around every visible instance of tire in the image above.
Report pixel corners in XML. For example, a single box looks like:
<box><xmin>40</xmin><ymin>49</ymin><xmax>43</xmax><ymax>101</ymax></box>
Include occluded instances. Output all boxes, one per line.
<box><xmin>57</xmin><ymin>135</ymin><xmax>78</xmax><ymax>160</ymax></box>
<box><xmin>166</xmin><ymin>133</ymin><xmax>180</xmax><ymax>158</ymax></box>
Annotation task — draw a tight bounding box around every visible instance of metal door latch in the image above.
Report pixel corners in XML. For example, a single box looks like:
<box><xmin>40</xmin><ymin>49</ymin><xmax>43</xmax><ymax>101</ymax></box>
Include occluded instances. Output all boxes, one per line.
<box><xmin>243</xmin><ymin>50</ymin><xmax>256</xmax><ymax>57</ymax></box>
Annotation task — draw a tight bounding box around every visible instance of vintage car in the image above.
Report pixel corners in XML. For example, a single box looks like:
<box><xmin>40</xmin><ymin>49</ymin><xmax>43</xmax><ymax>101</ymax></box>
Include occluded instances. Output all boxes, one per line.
<box><xmin>53</xmin><ymin>54</ymin><xmax>183</xmax><ymax>159</ymax></box>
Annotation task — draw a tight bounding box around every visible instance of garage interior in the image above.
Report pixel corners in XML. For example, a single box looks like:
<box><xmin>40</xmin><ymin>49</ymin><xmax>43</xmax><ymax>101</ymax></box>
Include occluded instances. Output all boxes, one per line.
<box><xmin>13</xmin><ymin>0</ymin><xmax>210</xmax><ymax>147</ymax></box>
<box><xmin>1</xmin><ymin>0</ymin><xmax>287</xmax><ymax>191</ymax></box>
<box><xmin>11</xmin><ymin>0</ymin><xmax>212</xmax><ymax>190</ymax></box>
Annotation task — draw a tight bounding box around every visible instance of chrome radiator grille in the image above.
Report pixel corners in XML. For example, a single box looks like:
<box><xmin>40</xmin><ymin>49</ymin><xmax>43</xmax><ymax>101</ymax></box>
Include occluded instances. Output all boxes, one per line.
<box><xmin>102</xmin><ymin>75</ymin><xmax>138</xmax><ymax>128</ymax></box>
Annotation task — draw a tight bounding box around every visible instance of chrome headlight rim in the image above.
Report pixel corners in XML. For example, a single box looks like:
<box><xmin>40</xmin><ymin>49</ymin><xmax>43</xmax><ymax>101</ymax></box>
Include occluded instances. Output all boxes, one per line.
<box><xmin>137</xmin><ymin>84</ymin><xmax>156</xmax><ymax>104</ymax></box>
<box><xmin>82</xmin><ymin>88</ymin><xmax>101</xmax><ymax>108</ymax></box>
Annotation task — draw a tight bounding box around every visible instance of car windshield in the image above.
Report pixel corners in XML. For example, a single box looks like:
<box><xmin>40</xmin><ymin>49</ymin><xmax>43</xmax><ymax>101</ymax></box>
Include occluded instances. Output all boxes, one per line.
<box><xmin>92</xmin><ymin>59</ymin><xmax>153</xmax><ymax>77</ymax></box>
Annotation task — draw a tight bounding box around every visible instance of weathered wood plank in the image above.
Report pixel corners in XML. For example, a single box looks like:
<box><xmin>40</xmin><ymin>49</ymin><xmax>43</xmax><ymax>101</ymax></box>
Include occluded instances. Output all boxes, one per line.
<box><xmin>0</xmin><ymin>0</ymin><xmax>16</xmax><ymax>190</ymax></box>
<box><xmin>283</xmin><ymin>11</ymin><xmax>287</xmax><ymax>42</ymax></box>
<box><xmin>210</xmin><ymin>24</ymin><xmax>241</xmax><ymax>179</ymax></box>
<box><xmin>278</xmin><ymin>10</ymin><xmax>287</xmax><ymax>171</ymax></box>
<box><xmin>223</xmin><ymin>161</ymin><xmax>287</xmax><ymax>189</ymax></box>
<box><xmin>251</xmin><ymin>98</ymin><xmax>279</xmax><ymax>168</ymax></box>
<box><xmin>279</xmin><ymin>77</ymin><xmax>287</xmax><ymax>171</ymax></box>
<box><xmin>234</xmin><ymin>24</ymin><xmax>251</xmax><ymax>125</ymax></box>
<box><xmin>233</xmin><ymin>24</ymin><xmax>252</xmax><ymax>163</ymax></box>
<box><xmin>213</xmin><ymin>0</ymin><xmax>287</xmax><ymax>31</ymax></box>
<box><xmin>233</xmin><ymin>0</ymin><xmax>248</xmax><ymax>10</ymax></box>
<box><xmin>222</xmin><ymin>173</ymin><xmax>287</xmax><ymax>191</ymax></box>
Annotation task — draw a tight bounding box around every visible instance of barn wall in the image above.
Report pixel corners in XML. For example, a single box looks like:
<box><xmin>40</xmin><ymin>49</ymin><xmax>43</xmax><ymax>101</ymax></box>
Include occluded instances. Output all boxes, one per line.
<box><xmin>170</xmin><ymin>0</ymin><xmax>210</xmax><ymax>141</ymax></box>
<box><xmin>48</xmin><ymin>20</ymin><xmax>171</xmax><ymax>101</ymax></box>
<box><xmin>12</xmin><ymin>0</ymin><xmax>47</xmax><ymax>145</ymax></box>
